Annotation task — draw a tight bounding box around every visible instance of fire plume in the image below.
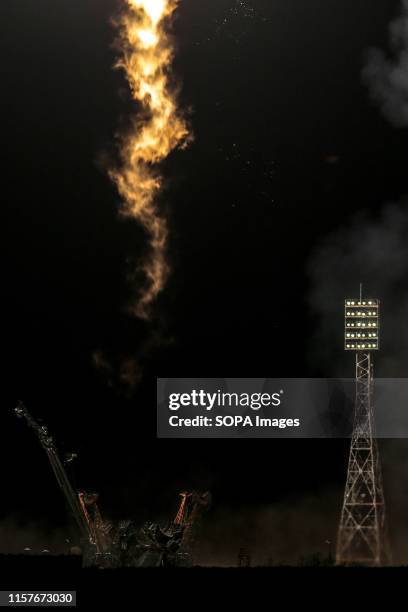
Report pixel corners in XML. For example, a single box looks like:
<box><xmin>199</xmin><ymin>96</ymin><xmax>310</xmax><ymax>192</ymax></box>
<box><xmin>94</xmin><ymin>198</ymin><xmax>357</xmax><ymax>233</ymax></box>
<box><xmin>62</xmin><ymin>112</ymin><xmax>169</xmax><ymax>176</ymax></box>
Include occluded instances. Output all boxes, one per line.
<box><xmin>110</xmin><ymin>0</ymin><xmax>190</xmax><ymax>318</ymax></box>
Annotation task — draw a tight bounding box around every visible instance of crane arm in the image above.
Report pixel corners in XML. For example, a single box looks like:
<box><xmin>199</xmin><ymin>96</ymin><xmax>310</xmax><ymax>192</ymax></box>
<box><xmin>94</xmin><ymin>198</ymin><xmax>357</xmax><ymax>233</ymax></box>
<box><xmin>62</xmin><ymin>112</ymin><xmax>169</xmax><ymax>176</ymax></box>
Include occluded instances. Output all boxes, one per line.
<box><xmin>14</xmin><ymin>401</ymin><xmax>92</xmax><ymax>543</ymax></box>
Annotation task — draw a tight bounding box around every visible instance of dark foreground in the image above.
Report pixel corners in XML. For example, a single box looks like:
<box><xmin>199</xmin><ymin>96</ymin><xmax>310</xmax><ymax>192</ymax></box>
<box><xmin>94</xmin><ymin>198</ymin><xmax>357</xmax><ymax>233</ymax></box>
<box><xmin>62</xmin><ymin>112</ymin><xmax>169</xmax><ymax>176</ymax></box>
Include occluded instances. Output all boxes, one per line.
<box><xmin>0</xmin><ymin>556</ymin><xmax>406</xmax><ymax>606</ymax></box>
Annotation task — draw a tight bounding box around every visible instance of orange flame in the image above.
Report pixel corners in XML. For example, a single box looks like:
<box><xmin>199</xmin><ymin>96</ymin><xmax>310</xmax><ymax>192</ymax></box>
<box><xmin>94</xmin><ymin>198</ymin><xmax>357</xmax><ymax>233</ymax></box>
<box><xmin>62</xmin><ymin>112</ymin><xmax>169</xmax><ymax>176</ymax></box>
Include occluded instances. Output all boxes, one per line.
<box><xmin>110</xmin><ymin>0</ymin><xmax>190</xmax><ymax>318</ymax></box>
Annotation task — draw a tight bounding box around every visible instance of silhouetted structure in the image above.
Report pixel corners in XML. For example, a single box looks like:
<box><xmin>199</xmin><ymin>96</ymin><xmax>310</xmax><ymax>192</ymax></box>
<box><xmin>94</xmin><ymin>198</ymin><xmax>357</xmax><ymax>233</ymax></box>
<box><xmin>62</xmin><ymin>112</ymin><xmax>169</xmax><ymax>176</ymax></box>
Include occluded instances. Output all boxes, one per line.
<box><xmin>336</xmin><ymin>291</ymin><xmax>390</xmax><ymax>565</ymax></box>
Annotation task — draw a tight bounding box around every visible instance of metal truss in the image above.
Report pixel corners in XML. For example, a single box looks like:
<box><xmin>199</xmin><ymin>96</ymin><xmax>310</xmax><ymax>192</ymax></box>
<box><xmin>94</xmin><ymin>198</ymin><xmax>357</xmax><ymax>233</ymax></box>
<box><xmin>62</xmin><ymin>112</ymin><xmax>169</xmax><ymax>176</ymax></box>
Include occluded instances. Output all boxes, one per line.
<box><xmin>336</xmin><ymin>352</ymin><xmax>390</xmax><ymax>566</ymax></box>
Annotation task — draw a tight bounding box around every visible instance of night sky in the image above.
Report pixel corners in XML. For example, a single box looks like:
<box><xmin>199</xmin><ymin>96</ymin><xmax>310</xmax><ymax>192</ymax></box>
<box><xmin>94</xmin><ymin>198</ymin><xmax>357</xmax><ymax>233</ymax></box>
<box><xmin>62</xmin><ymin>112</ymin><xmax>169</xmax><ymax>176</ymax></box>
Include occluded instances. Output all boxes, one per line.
<box><xmin>1</xmin><ymin>0</ymin><xmax>408</xmax><ymax>565</ymax></box>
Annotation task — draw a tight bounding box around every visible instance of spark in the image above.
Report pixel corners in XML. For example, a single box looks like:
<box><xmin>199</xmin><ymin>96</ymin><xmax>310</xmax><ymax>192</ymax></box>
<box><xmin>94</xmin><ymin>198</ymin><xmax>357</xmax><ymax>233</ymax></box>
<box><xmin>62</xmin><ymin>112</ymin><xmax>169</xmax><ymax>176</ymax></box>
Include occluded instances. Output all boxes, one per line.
<box><xmin>110</xmin><ymin>0</ymin><xmax>191</xmax><ymax>318</ymax></box>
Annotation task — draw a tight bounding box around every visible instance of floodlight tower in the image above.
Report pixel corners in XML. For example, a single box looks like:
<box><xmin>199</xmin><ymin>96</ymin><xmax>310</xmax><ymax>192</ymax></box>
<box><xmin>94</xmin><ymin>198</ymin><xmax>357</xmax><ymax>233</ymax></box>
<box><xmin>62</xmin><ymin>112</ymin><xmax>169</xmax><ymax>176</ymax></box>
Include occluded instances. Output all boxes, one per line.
<box><xmin>336</xmin><ymin>289</ymin><xmax>390</xmax><ymax>566</ymax></box>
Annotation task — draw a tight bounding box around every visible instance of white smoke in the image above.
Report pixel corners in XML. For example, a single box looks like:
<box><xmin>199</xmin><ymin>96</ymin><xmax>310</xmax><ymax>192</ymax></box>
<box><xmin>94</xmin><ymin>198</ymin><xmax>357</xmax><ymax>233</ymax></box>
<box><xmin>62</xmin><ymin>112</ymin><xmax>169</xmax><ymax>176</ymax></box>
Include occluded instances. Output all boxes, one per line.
<box><xmin>363</xmin><ymin>0</ymin><xmax>408</xmax><ymax>126</ymax></box>
<box><xmin>308</xmin><ymin>3</ymin><xmax>408</xmax><ymax>373</ymax></box>
<box><xmin>307</xmin><ymin>200</ymin><xmax>408</xmax><ymax>377</ymax></box>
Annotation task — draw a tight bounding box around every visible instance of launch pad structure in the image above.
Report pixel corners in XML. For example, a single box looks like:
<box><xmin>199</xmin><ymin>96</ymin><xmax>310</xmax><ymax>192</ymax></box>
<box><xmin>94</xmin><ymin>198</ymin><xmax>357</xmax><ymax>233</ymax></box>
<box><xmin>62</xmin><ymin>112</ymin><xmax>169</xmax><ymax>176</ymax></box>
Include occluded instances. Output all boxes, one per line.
<box><xmin>14</xmin><ymin>402</ymin><xmax>210</xmax><ymax>567</ymax></box>
<box><xmin>174</xmin><ymin>490</ymin><xmax>211</xmax><ymax>556</ymax></box>
<box><xmin>336</xmin><ymin>289</ymin><xmax>390</xmax><ymax>566</ymax></box>
<box><xmin>14</xmin><ymin>402</ymin><xmax>112</xmax><ymax>566</ymax></box>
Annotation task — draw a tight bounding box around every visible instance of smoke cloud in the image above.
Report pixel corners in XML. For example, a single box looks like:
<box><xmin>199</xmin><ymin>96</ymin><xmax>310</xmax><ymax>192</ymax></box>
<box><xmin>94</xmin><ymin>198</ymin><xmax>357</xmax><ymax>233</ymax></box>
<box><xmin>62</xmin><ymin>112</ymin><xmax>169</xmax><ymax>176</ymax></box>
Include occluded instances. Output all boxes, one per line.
<box><xmin>307</xmin><ymin>200</ymin><xmax>408</xmax><ymax>377</ymax></box>
<box><xmin>0</xmin><ymin>519</ymin><xmax>67</xmax><ymax>555</ymax></box>
<box><xmin>92</xmin><ymin>325</ymin><xmax>172</xmax><ymax>393</ymax></box>
<box><xmin>195</xmin><ymin>489</ymin><xmax>341</xmax><ymax>566</ymax></box>
<box><xmin>363</xmin><ymin>0</ymin><xmax>408</xmax><ymax>127</ymax></box>
<box><xmin>195</xmin><ymin>459</ymin><xmax>408</xmax><ymax>566</ymax></box>
<box><xmin>381</xmin><ymin>440</ymin><xmax>408</xmax><ymax>564</ymax></box>
<box><xmin>303</xmin><ymin>4</ymin><xmax>408</xmax><ymax>568</ymax></box>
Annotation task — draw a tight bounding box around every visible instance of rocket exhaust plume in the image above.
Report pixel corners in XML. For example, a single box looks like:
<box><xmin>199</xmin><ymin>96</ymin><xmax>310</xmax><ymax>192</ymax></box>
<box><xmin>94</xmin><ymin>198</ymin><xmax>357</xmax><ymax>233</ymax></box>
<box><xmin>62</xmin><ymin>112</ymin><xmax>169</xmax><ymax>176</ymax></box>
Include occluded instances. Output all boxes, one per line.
<box><xmin>110</xmin><ymin>0</ymin><xmax>190</xmax><ymax>319</ymax></box>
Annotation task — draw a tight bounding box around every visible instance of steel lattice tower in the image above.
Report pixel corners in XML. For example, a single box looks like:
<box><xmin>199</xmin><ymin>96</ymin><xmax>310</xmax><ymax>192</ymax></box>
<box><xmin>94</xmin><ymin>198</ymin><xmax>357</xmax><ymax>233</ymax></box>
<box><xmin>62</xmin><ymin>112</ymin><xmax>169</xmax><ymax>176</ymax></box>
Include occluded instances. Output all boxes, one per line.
<box><xmin>336</xmin><ymin>291</ymin><xmax>390</xmax><ymax>566</ymax></box>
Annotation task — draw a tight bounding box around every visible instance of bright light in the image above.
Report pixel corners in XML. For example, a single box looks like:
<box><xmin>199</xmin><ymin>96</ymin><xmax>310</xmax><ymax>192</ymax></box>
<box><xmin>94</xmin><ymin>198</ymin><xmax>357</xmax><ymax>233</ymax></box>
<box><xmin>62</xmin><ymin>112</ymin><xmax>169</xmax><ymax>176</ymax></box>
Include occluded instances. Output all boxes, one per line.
<box><xmin>110</xmin><ymin>0</ymin><xmax>190</xmax><ymax>318</ymax></box>
<box><xmin>345</xmin><ymin>297</ymin><xmax>379</xmax><ymax>350</ymax></box>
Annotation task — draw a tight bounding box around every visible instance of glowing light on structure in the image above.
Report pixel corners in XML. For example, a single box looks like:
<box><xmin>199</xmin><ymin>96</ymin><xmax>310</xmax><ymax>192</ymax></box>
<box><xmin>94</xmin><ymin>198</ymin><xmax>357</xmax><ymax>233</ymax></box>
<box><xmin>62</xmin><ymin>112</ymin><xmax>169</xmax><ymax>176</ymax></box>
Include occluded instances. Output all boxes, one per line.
<box><xmin>344</xmin><ymin>298</ymin><xmax>380</xmax><ymax>351</ymax></box>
